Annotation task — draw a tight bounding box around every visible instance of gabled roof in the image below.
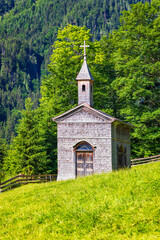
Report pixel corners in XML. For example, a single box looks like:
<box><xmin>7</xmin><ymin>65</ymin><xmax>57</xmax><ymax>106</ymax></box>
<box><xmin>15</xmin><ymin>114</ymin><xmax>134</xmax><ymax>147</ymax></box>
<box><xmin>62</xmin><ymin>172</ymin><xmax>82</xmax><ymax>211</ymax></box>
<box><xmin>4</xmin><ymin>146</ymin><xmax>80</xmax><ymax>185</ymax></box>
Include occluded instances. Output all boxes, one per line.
<box><xmin>52</xmin><ymin>103</ymin><xmax>133</xmax><ymax>128</ymax></box>
<box><xmin>76</xmin><ymin>60</ymin><xmax>94</xmax><ymax>81</ymax></box>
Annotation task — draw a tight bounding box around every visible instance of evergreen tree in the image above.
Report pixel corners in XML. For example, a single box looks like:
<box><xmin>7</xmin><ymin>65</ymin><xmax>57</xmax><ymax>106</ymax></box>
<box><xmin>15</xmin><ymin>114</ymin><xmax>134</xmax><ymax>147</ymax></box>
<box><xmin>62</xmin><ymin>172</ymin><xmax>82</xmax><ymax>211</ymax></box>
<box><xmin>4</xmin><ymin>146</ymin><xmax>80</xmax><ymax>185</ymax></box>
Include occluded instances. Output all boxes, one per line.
<box><xmin>4</xmin><ymin>98</ymin><xmax>47</xmax><ymax>175</ymax></box>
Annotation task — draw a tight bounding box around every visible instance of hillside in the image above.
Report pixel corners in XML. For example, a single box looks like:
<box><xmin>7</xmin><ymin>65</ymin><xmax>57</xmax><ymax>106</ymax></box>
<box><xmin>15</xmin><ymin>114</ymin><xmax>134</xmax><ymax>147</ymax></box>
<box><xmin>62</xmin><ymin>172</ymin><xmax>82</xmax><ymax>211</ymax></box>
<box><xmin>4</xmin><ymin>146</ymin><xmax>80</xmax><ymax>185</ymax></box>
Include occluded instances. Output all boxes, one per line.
<box><xmin>0</xmin><ymin>162</ymin><xmax>160</xmax><ymax>239</ymax></box>
<box><xmin>0</xmin><ymin>0</ymin><xmax>151</xmax><ymax>142</ymax></box>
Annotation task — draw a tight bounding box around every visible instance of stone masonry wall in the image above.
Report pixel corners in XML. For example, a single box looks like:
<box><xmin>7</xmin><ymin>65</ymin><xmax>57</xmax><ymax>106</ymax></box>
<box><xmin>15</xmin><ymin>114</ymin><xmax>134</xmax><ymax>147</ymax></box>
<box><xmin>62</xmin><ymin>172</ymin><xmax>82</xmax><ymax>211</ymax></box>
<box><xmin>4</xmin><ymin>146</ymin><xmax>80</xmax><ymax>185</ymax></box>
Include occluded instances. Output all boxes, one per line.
<box><xmin>78</xmin><ymin>81</ymin><xmax>92</xmax><ymax>106</ymax></box>
<box><xmin>57</xmin><ymin>121</ymin><xmax>112</xmax><ymax>180</ymax></box>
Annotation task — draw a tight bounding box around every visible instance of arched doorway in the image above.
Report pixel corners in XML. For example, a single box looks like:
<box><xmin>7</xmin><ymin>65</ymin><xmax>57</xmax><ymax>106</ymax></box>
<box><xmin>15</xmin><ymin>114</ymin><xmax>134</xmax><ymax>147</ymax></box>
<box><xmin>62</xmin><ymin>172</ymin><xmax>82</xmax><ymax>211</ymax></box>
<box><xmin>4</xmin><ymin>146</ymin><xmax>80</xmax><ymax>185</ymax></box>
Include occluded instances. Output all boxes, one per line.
<box><xmin>75</xmin><ymin>142</ymin><xmax>94</xmax><ymax>177</ymax></box>
<box><xmin>117</xmin><ymin>145</ymin><xmax>127</xmax><ymax>169</ymax></box>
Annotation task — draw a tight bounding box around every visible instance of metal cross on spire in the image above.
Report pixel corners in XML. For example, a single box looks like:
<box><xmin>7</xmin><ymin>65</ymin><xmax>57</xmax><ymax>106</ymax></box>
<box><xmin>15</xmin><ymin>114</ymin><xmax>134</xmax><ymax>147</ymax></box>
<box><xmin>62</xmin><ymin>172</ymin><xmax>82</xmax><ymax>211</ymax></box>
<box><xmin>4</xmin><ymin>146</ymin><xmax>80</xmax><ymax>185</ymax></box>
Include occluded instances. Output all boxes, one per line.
<box><xmin>80</xmin><ymin>40</ymin><xmax>90</xmax><ymax>61</ymax></box>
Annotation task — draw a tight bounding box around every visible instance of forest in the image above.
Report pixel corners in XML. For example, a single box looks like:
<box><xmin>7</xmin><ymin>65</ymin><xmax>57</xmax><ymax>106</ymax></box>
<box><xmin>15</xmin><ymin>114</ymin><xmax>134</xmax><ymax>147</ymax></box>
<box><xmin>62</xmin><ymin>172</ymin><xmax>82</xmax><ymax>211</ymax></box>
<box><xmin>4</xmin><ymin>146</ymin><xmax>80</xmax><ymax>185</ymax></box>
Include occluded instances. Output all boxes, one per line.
<box><xmin>0</xmin><ymin>0</ymin><xmax>150</xmax><ymax>142</ymax></box>
<box><xmin>0</xmin><ymin>0</ymin><xmax>159</xmax><ymax>179</ymax></box>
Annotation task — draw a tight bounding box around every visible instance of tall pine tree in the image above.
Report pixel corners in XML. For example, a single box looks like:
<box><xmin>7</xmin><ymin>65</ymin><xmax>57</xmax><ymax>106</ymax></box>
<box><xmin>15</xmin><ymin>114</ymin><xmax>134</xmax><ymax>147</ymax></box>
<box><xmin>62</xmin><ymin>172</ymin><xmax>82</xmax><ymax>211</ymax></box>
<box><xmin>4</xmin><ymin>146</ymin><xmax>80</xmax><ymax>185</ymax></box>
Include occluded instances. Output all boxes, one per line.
<box><xmin>4</xmin><ymin>98</ymin><xmax>48</xmax><ymax>175</ymax></box>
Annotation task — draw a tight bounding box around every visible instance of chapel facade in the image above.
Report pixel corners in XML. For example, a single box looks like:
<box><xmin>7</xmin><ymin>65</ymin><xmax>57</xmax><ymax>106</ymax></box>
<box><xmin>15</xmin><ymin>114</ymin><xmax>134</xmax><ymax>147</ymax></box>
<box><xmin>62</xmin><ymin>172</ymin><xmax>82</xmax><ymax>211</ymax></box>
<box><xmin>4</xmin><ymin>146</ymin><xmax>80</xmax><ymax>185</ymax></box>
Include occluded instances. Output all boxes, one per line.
<box><xmin>53</xmin><ymin>41</ymin><xmax>132</xmax><ymax>181</ymax></box>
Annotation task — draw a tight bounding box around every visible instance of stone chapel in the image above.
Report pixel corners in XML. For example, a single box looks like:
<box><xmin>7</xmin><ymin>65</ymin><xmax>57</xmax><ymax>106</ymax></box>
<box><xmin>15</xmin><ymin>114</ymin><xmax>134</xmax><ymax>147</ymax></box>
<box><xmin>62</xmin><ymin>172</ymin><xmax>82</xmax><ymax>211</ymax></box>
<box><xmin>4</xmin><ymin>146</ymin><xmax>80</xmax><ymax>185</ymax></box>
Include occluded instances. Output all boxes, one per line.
<box><xmin>52</xmin><ymin>41</ymin><xmax>132</xmax><ymax>181</ymax></box>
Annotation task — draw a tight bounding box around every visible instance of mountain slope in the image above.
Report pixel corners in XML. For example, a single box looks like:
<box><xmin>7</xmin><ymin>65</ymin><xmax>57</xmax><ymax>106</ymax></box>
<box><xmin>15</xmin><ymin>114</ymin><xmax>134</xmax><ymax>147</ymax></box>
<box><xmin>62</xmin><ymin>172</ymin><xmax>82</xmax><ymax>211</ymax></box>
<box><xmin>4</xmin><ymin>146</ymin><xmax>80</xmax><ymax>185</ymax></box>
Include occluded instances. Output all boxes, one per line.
<box><xmin>0</xmin><ymin>0</ymin><xmax>150</xmax><ymax>142</ymax></box>
<box><xmin>0</xmin><ymin>162</ymin><xmax>160</xmax><ymax>239</ymax></box>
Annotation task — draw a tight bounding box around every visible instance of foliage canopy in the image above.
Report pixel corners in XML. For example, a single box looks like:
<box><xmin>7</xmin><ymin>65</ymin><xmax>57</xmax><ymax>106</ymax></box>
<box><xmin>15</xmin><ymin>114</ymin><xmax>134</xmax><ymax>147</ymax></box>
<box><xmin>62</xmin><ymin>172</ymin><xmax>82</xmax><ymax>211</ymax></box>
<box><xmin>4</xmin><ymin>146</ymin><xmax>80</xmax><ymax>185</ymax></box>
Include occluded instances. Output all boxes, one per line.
<box><xmin>0</xmin><ymin>0</ymin><xmax>150</xmax><ymax>142</ymax></box>
<box><xmin>1</xmin><ymin>1</ymin><xmax>160</xmax><ymax>177</ymax></box>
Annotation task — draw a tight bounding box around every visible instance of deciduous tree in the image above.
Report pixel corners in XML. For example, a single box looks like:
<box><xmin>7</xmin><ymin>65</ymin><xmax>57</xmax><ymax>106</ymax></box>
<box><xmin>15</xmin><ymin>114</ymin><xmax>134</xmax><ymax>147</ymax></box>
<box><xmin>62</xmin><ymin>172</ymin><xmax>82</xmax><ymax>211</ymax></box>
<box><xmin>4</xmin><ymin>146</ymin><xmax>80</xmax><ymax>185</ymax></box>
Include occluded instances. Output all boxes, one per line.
<box><xmin>110</xmin><ymin>1</ymin><xmax>160</xmax><ymax>157</ymax></box>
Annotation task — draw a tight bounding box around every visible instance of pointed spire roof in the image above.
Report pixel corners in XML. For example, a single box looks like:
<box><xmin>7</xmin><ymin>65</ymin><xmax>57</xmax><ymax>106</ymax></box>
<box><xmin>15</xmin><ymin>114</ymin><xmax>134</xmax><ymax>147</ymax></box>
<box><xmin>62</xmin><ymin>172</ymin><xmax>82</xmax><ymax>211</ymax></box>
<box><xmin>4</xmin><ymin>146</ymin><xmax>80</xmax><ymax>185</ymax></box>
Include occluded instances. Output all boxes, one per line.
<box><xmin>76</xmin><ymin>60</ymin><xmax>94</xmax><ymax>81</ymax></box>
<box><xmin>76</xmin><ymin>40</ymin><xmax>94</xmax><ymax>81</ymax></box>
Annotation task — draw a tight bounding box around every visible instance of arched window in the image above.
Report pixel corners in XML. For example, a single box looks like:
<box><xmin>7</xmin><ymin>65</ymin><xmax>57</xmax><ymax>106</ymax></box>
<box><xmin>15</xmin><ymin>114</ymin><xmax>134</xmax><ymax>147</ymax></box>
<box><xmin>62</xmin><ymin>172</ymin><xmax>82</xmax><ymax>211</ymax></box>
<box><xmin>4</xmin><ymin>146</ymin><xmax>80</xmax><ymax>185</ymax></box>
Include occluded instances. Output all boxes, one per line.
<box><xmin>76</xmin><ymin>143</ymin><xmax>93</xmax><ymax>151</ymax></box>
<box><xmin>82</xmin><ymin>85</ymin><xmax>85</xmax><ymax>91</ymax></box>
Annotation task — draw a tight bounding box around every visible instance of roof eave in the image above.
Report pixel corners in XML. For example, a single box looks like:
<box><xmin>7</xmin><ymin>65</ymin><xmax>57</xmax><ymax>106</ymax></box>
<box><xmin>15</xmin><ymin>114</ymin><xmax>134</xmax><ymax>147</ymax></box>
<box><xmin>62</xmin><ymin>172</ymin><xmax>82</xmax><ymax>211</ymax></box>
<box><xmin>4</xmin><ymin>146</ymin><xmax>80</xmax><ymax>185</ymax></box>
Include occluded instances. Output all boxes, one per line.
<box><xmin>52</xmin><ymin>103</ymin><xmax>115</xmax><ymax>123</ymax></box>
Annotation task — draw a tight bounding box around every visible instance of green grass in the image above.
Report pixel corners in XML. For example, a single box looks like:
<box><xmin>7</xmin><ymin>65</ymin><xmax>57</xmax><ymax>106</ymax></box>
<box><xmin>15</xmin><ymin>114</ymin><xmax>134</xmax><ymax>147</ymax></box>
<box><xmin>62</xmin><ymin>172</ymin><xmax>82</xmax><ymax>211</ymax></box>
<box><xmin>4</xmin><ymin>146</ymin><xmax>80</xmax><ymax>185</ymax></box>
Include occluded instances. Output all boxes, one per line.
<box><xmin>0</xmin><ymin>163</ymin><xmax>160</xmax><ymax>240</ymax></box>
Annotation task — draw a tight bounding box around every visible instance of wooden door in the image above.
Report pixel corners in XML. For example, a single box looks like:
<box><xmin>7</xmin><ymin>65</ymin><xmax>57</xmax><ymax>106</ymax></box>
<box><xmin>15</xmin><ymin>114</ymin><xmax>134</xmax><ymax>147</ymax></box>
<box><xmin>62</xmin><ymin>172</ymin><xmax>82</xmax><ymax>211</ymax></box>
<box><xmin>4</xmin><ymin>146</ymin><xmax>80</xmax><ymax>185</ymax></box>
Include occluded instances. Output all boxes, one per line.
<box><xmin>76</xmin><ymin>152</ymin><xmax>93</xmax><ymax>177</ymax></box>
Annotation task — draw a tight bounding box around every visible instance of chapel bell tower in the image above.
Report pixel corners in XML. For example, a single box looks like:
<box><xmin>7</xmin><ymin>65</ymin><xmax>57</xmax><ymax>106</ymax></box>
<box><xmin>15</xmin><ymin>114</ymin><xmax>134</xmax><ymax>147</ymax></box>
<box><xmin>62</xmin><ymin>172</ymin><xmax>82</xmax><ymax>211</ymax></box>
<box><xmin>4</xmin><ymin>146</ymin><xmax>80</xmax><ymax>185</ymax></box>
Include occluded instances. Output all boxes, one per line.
<box><xmin>76</xmin><ymin>41</ymin><xmax>94</xmax><ymax>106</ymax></box>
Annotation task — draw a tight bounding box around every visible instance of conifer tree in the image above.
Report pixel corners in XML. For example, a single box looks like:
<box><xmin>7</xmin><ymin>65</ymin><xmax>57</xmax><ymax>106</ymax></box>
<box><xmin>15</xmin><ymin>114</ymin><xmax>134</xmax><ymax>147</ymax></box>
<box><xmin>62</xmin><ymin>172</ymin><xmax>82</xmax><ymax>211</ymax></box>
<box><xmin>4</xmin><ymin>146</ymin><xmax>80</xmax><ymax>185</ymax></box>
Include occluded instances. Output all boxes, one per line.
<box><xmin>4</xmin><ymin>98</ymin><xmax>47</xmax><ymax>175</ymax></box>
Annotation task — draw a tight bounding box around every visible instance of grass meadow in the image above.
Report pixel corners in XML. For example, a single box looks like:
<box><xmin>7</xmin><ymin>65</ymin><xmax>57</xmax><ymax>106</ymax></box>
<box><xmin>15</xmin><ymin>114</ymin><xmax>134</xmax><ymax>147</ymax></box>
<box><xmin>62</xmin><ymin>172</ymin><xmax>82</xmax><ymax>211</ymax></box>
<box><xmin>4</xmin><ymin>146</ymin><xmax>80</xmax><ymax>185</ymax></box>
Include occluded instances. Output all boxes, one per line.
<box><xmin>0</xmin><ymin>162</ymin><xmax>160</xmax><ymax>240</ymax></box>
